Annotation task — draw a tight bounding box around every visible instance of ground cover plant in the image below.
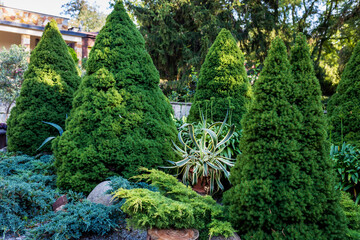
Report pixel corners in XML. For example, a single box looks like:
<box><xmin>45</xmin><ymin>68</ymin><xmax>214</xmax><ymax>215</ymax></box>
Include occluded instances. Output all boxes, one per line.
<box><xmin>6</xmin><ymin>20</ymin><xmax>80</xmax><ymax>155</ymax></box>
<box><xmin>113</xmin><ymin>168</ymin><xmax>235</xmax><ymax>240</ymax></box>
<box><xmin>0</xmin><ymin>153</ymin><xmax>154</xmax><ymax>239</ymax></box>
<box><xmin>327</xmin><ymin>41</ymin><xmax>360</xmax><ymax>147</ymax></box>
<box><xmin>53</xmin><ymin>0</ymin><xmax>178</xmax><ymax>193</ymax></box>
<box><xmin>188</xmin><ymin>28</ymin><xmax>252</xmax><ymax>128</ymax></box>
<box><xmin>223</xmin><ymin>37</ymin><xmax>347</xmax><ymax>239</ymax></box>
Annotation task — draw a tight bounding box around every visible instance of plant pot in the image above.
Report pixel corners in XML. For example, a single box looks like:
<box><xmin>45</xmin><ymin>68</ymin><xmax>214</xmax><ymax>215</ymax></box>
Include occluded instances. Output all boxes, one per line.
<box><xmin>0</xmin><ymin>129</ymin><xmax>6</xmax><ymax>149</ymax></box>
<box><xmin>191</xmin><ymin>176</ymin><xmax>210</xmax><ymax>195</ymax></box>
<box><xmin>147</xmin><ymin>228</ymin><xmax>199</xmax><ymax>240</ymax></box>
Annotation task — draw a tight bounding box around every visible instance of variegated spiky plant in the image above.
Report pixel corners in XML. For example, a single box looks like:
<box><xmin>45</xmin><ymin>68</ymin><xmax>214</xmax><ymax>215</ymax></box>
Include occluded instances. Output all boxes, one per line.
<box><xmin>165</xmin><ymin>112</ymin><xmax>235</xmax><ymax>194</ymax></box>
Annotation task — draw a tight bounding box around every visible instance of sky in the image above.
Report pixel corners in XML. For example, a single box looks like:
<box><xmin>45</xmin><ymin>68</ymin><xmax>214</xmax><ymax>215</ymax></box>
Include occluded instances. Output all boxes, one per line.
<box><xmin>2</xmin><ymin>0</ymin><xmax>112</xmax><ymax>18</ymax></box>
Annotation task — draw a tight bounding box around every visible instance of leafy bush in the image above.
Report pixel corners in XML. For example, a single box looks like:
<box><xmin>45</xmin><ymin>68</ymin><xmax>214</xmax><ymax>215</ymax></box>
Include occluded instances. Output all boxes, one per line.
<box><xmin>6</xmin><ymin>20</ymin><xmax>80</xmax><ymax>155</ymax></box>
<box><xmin>113</xmin><ymin>168</ymin><xmax>235</xmax><ymax>240</ymax></box>
<box><xmin>340</xmin><ymin>192</ymin><xmax>360</xmax><ymax>239</ymax></box>
<box><xmin>331</xmin><ymin>143</ymin><xmax>360</xmax><ymax>203</ymax></box>
<box><xmin>188</xmin><ymin>28</ymin><xmax>252</xmax><ymax>128</ymax></box>
<box><xmin>53</xmin><ymin>1</ymin><xmax>177</xmax><ymax>193</ymax></box>
<box><xmin>0</xmin><ymin>44</ymin><xmax>29</xmax><ymax>121</ymax></box>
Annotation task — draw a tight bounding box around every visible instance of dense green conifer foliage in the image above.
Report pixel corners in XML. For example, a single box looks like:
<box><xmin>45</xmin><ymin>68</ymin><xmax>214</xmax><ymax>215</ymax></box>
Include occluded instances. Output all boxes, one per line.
<box><xmin>187</xmin><ymin>29</ymin><xmax>251</xmax><ymax>127</ymax></box>
<box><xmin>290</xmin><ymin>33</ymin><xmax>347</xmax><ymax>238</ymax></box>
<box><xmin>327</xmin><ymin>41</ymin><xmax>360</xmax><ymax>147</ymax></box>
<box><xmin>7</xmin><ymin>20</ymin><xmax>80</xmax><ymax>155</ymax></box>
<box><xmin>223</xmin><ymin>37</ymin><xmax>346</xmax><ymax>239</ymax></box>
<box><xmin>53</xmin><ymin>1</ymin><xmax>177</xmax><ymax>193</ymax></box>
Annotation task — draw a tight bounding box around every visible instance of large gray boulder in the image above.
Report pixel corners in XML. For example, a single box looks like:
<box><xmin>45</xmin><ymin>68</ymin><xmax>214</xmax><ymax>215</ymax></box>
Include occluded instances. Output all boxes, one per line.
<box><xmin>87</xmin><ymin>181</ymin><xmax>115</xmax><ymax>206</ymax></box>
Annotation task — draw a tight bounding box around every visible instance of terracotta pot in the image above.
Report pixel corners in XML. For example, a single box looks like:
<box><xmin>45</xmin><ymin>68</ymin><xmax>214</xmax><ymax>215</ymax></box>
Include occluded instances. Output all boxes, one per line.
<box><xmin>147</xmin><ymin>228</ymin><xmax>199</xmax><ymax>240</ymax></box>
<box><xmin>191</xmin><ymin>176</ymin><xmax>210</xmax><ymax>195</ymax></box>
<box><xmin>189</xmin><ymin>167</ymin><xmax>210</xmax><ymax>195</ymax></box>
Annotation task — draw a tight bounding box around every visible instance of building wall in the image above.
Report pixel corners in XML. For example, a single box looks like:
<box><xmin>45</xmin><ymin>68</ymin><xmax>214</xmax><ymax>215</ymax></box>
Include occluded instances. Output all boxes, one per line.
<box><xmin>0</xmin><ymin>6</ymin><xmax>68</xmax><ymax>30</ymax></box>
<box><xmin>0</xmin><ymin>30</ymin><xmax>21</xmax><ymax>50</ymax></box>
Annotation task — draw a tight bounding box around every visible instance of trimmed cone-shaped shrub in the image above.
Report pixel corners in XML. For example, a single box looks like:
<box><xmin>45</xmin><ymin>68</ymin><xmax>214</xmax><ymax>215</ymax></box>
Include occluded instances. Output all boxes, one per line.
<box><xmin>53</xmin><ymin>1</ymin><xmax>177</xmax><ymax>193</ymax></box>
<box><xmin>327</xmin><ymin>41</ymin><xmax>360</xmax><ymax>147</ymax></box>
<box><xmin>223</xmin><ymin>37</ymin><xmax>347</xmax><ymax>239</ymax></box>
<box><xmin>290</xmin><ymin>33</ymin><xmax>347</xmax><ymax>238</ymax></box>
<box><xmin>187</xmin><ymin>28</ymin><xmax>251</xmax><ymax>127</ymax></box>
<box><xmin>7</xmin><ymin>20</ymin><xmax>80</xmax><ymax>155</ymax></box>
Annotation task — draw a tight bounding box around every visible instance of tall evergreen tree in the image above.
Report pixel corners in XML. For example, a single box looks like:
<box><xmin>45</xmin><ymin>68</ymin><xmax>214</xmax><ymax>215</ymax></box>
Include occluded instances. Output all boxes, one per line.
<box><xmin>223</xmin><ymin>37</ymin><xmax>346</xmax><ymax>239</ymax></box>
<box><xmin>327</xmin><ymin>41</ymin><xmax>360</xmax><ymax>147</ymax></box>
<box><xmin>290</xmin><ymin>33</ymin><xmax>347</xmax><ymax>239</ymax></box>
<box><xmin>187</xmin><ymin>28</ymin><xmax>252</xmax><ymax>127</ymax></box>
<box><xmin>53</xmin><ymin>1</ymin><xmax>177</xmax><ymax>193</ymax></box>
<box><xmin>7</xmin><ymin>20</ymin><xmax>80</xmax><ymax>155</ymax></box>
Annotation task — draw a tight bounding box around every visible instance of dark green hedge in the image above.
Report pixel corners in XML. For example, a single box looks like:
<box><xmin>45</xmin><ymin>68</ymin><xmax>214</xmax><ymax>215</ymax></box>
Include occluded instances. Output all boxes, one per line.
<box><xmin>7</xmin><ymin>20</ymin><xmax>80</xmax><ymax>155</ymax></box>
<box><xmin>327</xmin><ymin>41</ymin><xmax>360</xmax><ymax>147</ymax></box>
<box><xmin>53</xmin><ymin>1</ymin><xmax>177</xmax><ymax>193</ymax></box>
<box><xmin>187</xmin><ymin>28</ymin><xmax>252</xmax><ymax>127</ymax></box>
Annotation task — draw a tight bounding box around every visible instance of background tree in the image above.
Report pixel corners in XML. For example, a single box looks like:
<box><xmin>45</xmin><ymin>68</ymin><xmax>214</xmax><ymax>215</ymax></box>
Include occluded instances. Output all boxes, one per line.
<box><xmin>0</xmin><ymin>45</ymin><xmax>29</xmax><ymax>121</ymax></box>
<box><xmin>223</xmin><ymin>37</ymin><xmax>346</xmax><ymax>239</ymax></box>
<box><xmin>6</xmin><ymin>20</ymin><xmax>80</xmax><ymax>155</ymax></box>
<box><xmin>125</xmin><ymin>0</ymin><xmax>360</xmax><ymax>97</ymax></box>
<box><xmin>327</xmin><ymin>41</ymin><xmax>360</xmax><ymax>147</ymax></box>
<box><xmin>187</xmin><ymin>28</ymin><xmax>252</xmax><ymax>127</ymax></box>
<box><xmin>53</xmin><ymin>1</ymin><xmax>177</xmax><ymax>193</ymax></box>
<box><xmin>62</xmin><ymin>0</ymin><xmax>107</xmax><ymax>32</ymax></box>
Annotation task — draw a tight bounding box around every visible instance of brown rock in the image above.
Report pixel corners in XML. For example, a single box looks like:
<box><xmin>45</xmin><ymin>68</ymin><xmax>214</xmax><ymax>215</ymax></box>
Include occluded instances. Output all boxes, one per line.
<box><xmin>147</xmin><ymin>228</ymin><xmax>199</xmax><ymax>240</ymax></box>
<box><xmin>52</xmin><ymin>195</ymin><xmax>67</xmax><ymax>212</ymax></box>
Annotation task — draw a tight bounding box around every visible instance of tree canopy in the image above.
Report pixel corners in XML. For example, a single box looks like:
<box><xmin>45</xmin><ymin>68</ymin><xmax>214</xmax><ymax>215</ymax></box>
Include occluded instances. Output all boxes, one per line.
<box><xmin>125</xmin><ymin>0</ymin><xmax>360</xmax><ymax>96</ymax></box>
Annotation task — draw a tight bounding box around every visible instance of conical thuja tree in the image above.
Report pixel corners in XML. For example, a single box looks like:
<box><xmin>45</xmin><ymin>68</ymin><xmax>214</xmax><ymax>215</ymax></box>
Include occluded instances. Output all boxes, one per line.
<box><xmin>223</xmin><ymin>37</ymin><xmax>346</xmax><ymax>239</ymax></box>
<box><xmin>7</xmin><ymin>20</ymin><xmax>80</xmax><ymax>155</ymax></box>
<box><xmin>328</xmin><ymin>41</ymin><xmax>360</xmax><ymax>147</ymax></box>
<box><xmin>53</xmin><ymin>1</ymin><xmax>177</xmax><ymax>193</ymax></box>
<box><xmin>187</xmin><ymin>28</ymin><xmax>252</xmax><ymax>127</ymax></box>
<box><xmin>290</xmin><ymin>33</ymin><xmax>347</xmax><ymax>239</ymax></box>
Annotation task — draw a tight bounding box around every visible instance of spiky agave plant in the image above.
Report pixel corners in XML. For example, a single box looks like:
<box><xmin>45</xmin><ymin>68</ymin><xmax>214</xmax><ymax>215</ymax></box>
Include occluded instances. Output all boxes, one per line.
<box><xmin>164</xmin><ymin>111</ymin><xmax>235</xmax><ymax>194</ymax></box>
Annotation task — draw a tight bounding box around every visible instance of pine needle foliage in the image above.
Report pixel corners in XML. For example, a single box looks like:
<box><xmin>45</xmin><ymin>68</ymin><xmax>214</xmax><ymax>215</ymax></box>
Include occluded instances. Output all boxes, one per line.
<box><xmin>6</xmin><ymin>20</ymin><xmax>80</xmax><ymax>155</ymax></box>
<box><xmin>327</xmin><ymin>41</ymin><xmax>360</xmax><ymax>147</ymax></box>
<box><xmin>53</xmin><ymin>1</ymin><xmax>177</xmax><ymax>193</ymax></box>
<box><xmin>289</xmin><ymin>33</ymin><xmax>347</xmax><ymax>239</ymax></box>
<box><xmin>113</xmin><ymin>168</ymin><xmax>235</xmax><ymax>239</ymax></box>
<box><xmin>223</xmin><ymin>37</ymin><xmax>346</xmax><ymax>239</ymax></box>
<box><xmin>188</xmin><ymin>28</ymin><xmax>251</xmax><ymax>127</ymax></box>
